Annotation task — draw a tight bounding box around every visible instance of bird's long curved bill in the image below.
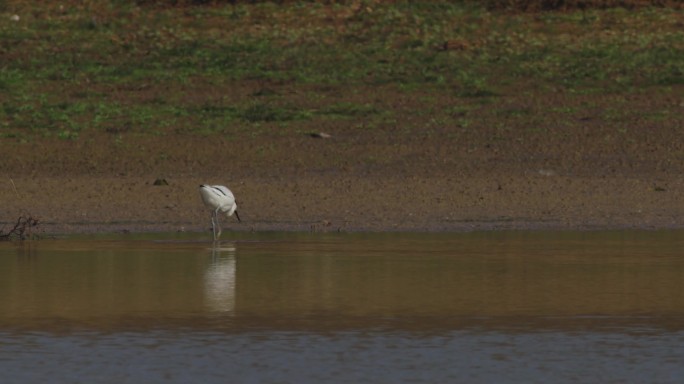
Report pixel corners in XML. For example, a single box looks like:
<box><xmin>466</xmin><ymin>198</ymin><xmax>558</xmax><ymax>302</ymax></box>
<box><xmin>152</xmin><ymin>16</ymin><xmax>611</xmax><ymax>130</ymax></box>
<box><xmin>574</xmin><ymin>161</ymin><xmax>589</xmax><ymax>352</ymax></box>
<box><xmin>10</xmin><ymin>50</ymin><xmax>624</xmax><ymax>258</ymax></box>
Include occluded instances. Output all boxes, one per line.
<box><xmin>235</xmin><ymin>210</ymin><xmax>241</xmax><ymax>222</ymax></box>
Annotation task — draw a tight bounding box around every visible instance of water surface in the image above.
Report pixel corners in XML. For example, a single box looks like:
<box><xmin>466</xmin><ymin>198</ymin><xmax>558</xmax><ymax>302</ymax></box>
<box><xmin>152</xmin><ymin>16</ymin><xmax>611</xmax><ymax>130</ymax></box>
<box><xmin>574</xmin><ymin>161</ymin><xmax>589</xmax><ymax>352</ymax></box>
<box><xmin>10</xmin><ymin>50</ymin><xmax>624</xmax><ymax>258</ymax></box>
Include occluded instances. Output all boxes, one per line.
<box><xmin>1</xmin><ymin>231</ymin><xmax>684</xmax><ymax>383</ymax></box>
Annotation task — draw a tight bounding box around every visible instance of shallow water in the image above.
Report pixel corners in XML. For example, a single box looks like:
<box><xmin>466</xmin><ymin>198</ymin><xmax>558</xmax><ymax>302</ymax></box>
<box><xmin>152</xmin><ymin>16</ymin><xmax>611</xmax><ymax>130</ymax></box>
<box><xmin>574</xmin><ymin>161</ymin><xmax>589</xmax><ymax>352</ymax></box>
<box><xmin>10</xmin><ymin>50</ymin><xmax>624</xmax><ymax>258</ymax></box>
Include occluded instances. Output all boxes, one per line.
<box><xmin>2</xmin><ymin>230</ymin><xmax>684</xmax><ymax>383</ymax></box>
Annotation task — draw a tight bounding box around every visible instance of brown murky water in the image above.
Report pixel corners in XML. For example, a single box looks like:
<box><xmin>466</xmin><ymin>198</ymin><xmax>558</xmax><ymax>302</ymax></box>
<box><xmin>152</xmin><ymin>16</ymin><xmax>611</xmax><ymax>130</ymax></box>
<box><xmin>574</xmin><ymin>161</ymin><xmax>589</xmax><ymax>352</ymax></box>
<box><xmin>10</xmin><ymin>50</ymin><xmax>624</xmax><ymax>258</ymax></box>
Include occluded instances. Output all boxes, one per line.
<box><xmin>2</xmin><ymin>231</ymin><xmax>684</xmax><ymax>383</ymax></box>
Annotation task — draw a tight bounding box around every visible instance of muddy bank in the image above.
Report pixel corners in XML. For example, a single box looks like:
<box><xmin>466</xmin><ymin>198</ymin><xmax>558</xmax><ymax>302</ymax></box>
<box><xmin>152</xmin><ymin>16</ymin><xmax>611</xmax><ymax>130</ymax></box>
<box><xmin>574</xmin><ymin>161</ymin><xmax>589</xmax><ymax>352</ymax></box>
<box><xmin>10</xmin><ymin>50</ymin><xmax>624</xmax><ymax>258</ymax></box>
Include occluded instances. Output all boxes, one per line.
<box><xmin>2</xmin><ymin>167</ymin><xmax>683</xmax><ymax>236</ymax></box>
<box><xmin>2</xmin><ymin>87</ymin><xmax>683</xmax><ymax>235</ymax></box>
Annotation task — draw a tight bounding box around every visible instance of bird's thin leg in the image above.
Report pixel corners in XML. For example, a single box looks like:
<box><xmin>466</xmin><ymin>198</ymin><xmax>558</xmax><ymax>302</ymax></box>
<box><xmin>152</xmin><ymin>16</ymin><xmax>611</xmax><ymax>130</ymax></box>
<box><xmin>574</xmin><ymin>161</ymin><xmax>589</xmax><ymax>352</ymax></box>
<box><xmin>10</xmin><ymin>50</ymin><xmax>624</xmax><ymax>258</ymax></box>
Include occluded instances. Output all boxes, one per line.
<box><xmin>215</xmin><ymin>207</ymin><xmax>222</xmax><ymax>240</ymax></box>
<box><xmin>211</xmin><ymin>211</ymin><xmax>217</xmax><ymax>241</ymax></box>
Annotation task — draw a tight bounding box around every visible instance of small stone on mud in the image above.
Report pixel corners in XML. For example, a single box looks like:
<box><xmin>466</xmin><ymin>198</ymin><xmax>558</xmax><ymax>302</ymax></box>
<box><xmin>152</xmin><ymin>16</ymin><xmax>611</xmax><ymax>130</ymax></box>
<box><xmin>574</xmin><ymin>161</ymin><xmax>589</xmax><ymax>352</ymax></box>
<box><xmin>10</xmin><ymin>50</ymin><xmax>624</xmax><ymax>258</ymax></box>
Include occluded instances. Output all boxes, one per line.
<box><xmin>308</xmin><ymin>132</ymin><xmax>332</xmax><ymax>139</ymax></box>
<box><xmin>153</xmin><ymin>178</ymin><xmax>169</xmax><ymax>186</ymax></box>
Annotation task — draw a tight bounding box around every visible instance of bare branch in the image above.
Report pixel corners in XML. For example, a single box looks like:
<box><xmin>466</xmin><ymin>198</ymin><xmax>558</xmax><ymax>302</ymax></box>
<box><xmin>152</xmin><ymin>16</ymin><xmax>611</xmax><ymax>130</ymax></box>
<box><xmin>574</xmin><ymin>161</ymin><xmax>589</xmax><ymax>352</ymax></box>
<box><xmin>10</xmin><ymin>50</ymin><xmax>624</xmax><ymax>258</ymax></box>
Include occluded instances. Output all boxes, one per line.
<box><xmin>0</xmin><ymin>216</ymin><xmax>40</xmax><ymax>241</ymax></box>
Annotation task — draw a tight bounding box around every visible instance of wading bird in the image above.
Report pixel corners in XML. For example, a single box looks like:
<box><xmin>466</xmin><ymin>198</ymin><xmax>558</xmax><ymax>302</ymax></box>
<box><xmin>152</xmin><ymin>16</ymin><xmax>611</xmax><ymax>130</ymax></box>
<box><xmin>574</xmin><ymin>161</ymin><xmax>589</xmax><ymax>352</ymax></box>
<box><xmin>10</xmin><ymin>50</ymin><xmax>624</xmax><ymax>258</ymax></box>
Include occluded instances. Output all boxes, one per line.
<box><xmin>199</xmin><ymin>184</ymin><xmax>241</xmax><ymax>240</ymax></box>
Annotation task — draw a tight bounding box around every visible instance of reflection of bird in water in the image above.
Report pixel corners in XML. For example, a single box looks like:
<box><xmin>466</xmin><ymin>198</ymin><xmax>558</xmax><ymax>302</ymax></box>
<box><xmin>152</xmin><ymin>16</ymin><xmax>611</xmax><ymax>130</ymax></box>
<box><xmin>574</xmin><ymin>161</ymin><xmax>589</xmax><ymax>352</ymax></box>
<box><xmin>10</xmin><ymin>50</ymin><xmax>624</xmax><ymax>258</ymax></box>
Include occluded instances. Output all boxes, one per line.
<box><xmin>204</xmin><ymin>245</ymin><xmax>237</xmax><ymax>313</ymax></box>
<box><xmin>199</xmin><ymin>184</ymin><xmax>241</xmax><ymax>241</ymax></box>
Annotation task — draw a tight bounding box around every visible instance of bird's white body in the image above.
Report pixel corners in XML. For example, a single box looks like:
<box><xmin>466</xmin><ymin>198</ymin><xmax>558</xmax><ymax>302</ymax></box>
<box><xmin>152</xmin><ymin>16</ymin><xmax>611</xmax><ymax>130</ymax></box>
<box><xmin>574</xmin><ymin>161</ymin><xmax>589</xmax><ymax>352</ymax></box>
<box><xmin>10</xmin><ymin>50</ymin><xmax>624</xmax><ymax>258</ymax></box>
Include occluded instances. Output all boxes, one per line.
<box><xmin>199</xmin><ymin>184</ymin><xmax>240</xmax><ymax>240</ymax></box>
<box><xmin>200</xmin><ymin>185</ymin><xmax>238</xmax><ymax>216</ymax></box>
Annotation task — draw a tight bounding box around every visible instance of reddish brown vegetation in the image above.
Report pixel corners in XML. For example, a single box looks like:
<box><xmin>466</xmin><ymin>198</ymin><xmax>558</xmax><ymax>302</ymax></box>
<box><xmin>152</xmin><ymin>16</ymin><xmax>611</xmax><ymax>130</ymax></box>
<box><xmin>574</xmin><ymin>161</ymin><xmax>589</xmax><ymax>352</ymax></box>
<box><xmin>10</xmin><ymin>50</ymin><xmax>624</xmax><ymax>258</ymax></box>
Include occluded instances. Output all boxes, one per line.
<box><xmin>130</xmin><ymin>0</ymin><xmax>683</xmax><ymax>11</ymax></box>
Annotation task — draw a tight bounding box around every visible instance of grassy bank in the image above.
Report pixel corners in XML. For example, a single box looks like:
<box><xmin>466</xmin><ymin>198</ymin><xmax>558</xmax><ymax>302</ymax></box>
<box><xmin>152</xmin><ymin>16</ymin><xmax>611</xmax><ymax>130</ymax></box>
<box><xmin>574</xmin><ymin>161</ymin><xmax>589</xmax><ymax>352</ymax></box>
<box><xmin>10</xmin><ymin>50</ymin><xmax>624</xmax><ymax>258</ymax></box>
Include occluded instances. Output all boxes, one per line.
<box><xmin>0</xmin><ymin>1</ymin><xmax>682</xmax><ymax>142</ymax></box>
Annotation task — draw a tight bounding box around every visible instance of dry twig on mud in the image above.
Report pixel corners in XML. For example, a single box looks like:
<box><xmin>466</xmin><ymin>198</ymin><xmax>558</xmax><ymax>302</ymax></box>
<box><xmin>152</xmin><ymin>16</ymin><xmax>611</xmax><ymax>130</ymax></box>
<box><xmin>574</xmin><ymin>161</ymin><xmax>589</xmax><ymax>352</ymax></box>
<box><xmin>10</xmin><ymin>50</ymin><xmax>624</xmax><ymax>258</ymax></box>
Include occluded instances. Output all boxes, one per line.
<box><xmin>0</xmin><ymin>216</ymin><xmax>40</xmax><ymax>241</ymax></box>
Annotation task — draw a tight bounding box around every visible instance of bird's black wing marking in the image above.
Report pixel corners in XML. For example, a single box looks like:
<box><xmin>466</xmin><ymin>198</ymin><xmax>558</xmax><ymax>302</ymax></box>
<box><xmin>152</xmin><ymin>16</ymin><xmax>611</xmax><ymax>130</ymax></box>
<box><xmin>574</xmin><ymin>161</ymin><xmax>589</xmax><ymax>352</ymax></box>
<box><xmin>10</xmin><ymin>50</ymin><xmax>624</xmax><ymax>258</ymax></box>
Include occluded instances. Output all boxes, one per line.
<box><xmin>211</xmin><ymin>186</ymin><xmax>228</xmax><ymax>196</ymax></box>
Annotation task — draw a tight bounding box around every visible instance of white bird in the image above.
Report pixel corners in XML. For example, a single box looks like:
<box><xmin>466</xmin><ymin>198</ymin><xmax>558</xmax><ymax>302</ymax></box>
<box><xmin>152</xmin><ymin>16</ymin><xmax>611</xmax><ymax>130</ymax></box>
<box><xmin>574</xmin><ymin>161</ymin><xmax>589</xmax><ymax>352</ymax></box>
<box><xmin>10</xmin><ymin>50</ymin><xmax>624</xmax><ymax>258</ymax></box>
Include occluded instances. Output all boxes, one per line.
<box><xmin>199</xmin><ymin>184</ymin><xmax>241</xmax><ymax>240</ymax></box>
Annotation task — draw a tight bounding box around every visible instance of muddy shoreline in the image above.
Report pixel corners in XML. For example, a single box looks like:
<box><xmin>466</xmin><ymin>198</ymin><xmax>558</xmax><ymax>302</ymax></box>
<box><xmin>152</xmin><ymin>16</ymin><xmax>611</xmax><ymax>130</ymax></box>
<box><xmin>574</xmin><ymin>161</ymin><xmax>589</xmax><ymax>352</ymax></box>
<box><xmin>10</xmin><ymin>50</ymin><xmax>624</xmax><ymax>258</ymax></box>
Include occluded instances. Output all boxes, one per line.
<box><xmin>3</xmin><ymin>170</ymin><xmax>683</xmax><ymax>236</ymax></box>
<box><xmin>2</xmin><ymin>87</ymin><xmax>683</xmax><ymax>237</ymax></box>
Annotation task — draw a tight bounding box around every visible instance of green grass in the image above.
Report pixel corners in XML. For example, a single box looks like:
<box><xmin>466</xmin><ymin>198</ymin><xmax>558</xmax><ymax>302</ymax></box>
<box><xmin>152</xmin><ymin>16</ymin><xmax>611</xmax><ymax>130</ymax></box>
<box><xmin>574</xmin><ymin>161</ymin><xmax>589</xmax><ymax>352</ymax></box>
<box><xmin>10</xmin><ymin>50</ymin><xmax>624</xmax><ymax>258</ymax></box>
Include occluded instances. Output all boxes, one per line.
<box><xmin>318</xmin><ymin>102</ymin><xmax>380</xmax><ymax>119</ymax></box>
<box><xmin>0</xmin><ymin>1</ymin><xmax>682</xmax><ymax>140</ymax></box>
